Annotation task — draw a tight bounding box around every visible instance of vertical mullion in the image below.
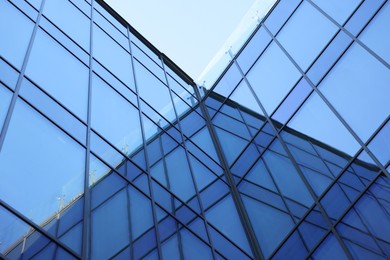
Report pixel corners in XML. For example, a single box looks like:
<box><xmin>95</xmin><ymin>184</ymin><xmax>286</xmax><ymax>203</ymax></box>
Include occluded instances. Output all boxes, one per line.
<box><xmin>82</xmin><ymin>0</ymin><xmax>94</xmax><ymax>259</ymax></box>
<box><xmin>127</xmin><ymin>28</ymin><xmax>163</xmax><ymax>259</ymax></box>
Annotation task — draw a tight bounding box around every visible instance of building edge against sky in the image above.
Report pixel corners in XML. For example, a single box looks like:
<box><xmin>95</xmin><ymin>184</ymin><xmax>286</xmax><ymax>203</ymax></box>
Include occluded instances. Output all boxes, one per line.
<box><xmin>0</xmin><ymin>0</ymin><xmax>389</xmax><ymax>259</ymax></box>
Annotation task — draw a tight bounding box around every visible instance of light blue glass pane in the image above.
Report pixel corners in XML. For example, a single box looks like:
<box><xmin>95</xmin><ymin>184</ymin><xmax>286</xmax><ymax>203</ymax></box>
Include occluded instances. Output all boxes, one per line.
<box><xmin>229</xmin><ymin>80</ymin><xmax>263</xmax><ymax>115</ymax></box>
<box><xmin>215</xmin><ymin>127</ymin><xmax>248</xmax><ymax>165</ymax></box>
<box><xmin>311</xmin><ymin>0</ymin><xmax>361</xmax><ymax>24</ymax></box>
<box><xmin>368</xmin><ymin>121</ymin><xmax>390</xmax><ymax>166</ymax></box>
<box><xmin>165</xmin><ymin>148</ymin><xmax>196</xmax><ymax>202</ymax></box>
<box><xmin>43</xmin><ymin>0</ymin><xmax>90</xmax><ymax>51</ymax></box>
<box><xmin>180</xmin><ymin>229</ymin><xmax>213</xmax><ymax>260</ymax></box>
<box><xmin>0</xmin><ymin>0</ymin><xmax>34</xmax><ymax>69</ymax></box>
<box><xmin>135</xmin><ymin>61</ymin><xmax>176</xmax><ymax>124</ymax></box>
<box><xmin>245</xmin><ymin>159</ymin><xmax>277</xmax><ymax>192</ymax></box>
<box><xmin>0</xmin><ymin>100</ymin><xmax>85</xmax><ymax>224</ymax></box>
<box><xmin>288</xmin><ymin>93</ymin><xmax>360</xmax><ymax>156</ymax></box>
<box><xmin>25</xmin><ymin>29</ymin><xmax>89</xmax><ymax>120</ymax></box>
<box><xmin>359</xmin><ymin>2</ymin><xmax>390</xmax><ymax>64</ymax></box>
<box><xmin>277</xmin><ymin>1</ymin><xmax>338</xmax><ymax>71</ymax></box>
<box><xmin>0</xmin><ymin>84</ymin><xmax>12</xmax><ymax>129</ymax></box>
<box><xmin>247</xmin><ymin>42</ymin><xmax>301</xmax><ymax>115</ymax></box>
<box><xmin>264</xmin><ymin>149</ymin><xmax>314</xmax><ymax>206</ymax></box>
<box><xmin>312</xmin><ymin>233</ymin><xmax>348</xmax><ymax>260</ymax></box>
<box><xmin>93</xmin><ymin>25</ymin><xmax>134</xmax><ymax>90</ymax></box>
<box><xmin>0</xmin><ymin>58</ymin><xmax>19</xmax><ymax>90</ymax></box>
<box><xmin>206</xmin><ymin>195</ymin><xmax>251</xmax><ymax>253</ymax></box>
<box><xmin>91</xmin><ymin>74</ymin><xmax>142</xmax><ymax>154</ymax></box>
<box><xmin>319</xmin><ymin>43</ymin><xmax>390</xmax><ymax>142</ymax></box>
<box><xmin>129</xmin><ymin>186</ymin><xmax>154</xmax><ymax>239</ymax></box>
<box><xmin>242</xmin><ymin>195</ymin><xmax>295</xmax><ymax>258</ymax></box>
<box><xmin>237</xmin><ymin>27</ymin><xmax>272</xmax><ymax>74</ymax></box>
<box><xmin>0</xmin><ymin>206</ymin><xmax>30</xmax><ymax>255</ymax></box>
<box><xmin>189</xmin><ymin>156</ymin><xmax>217</xmax><ymax>191</ymax></box>
<box><xmin>91</xmin><ymin>190</ymin><xmax>130</xmax><ymax>260</ymax></box>
<box><xmin>189</xmin><ymin>127</ymin><xmax>219</xmax><ymax>161</ymax></box>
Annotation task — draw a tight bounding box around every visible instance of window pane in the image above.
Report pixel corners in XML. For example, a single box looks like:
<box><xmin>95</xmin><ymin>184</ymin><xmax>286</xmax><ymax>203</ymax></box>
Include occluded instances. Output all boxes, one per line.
<box><xmin>359</xmin><ymin>2</ymin><xmax>390</xmax><ymax>64</ymax></box>
<box><xmin>0</xmin><ymin>100</ymin><xmax>85</xmax><ymax>225</ymax></box>
<box><xmin>93</xmin><ymin>25</ymin><xmax>134</xmax><ymax>90</ymax></box>
<box><xmin>0</xmin><ymin>0</ymin><xmax>34</xmax><ymax>69</ymax></box>
<box><xmin>277</xmin><ymin>1</ymin><xmax>338</xmax><ymax>71</ymax></box>
<box><xmin>246</xmin><ymin>42</ymin><xmax>301</xmax><ymax>115</ymax></box>
<box><xmin>43</xmin><ymin>0</ymin><xmax>90</xmax><ymax>51</ymax></box>
<box><xmin>91</xmin><ymin>74</ymin><xmax>143</xmax><ymax>155</ymax></box>
<box><xmin>288</xmin><ymin>93</ymin><xmax>360</xmax><ymax>156</ymax></box>
<box><xmin>25</xmin><ymin>29</ymin><xmax>89</xmax><ymax>120</ymax></box>
<box><xmin>318</xmin><ymin>43</ymin><xmax>390</xmax><ymax>142</ymax></box>
<box><xmin>311</xmin><ymin>0</ymin><xmax>361</xmax><ymax>24</ymax></box>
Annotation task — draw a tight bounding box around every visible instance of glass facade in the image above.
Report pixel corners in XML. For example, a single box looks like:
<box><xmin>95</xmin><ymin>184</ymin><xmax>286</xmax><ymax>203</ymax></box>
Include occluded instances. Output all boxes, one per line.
<box><xmin>0</xmin><ymin>0</ymin><xmax>388</xmax><ymax>259</ymax></box>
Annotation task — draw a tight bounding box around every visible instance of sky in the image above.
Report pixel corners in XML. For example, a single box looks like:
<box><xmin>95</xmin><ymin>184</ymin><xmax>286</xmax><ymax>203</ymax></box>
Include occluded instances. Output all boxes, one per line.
<box><xmin>104</xmin><ymin>0</ymin><xmax>265</xmax><ymax>83</ymax></box>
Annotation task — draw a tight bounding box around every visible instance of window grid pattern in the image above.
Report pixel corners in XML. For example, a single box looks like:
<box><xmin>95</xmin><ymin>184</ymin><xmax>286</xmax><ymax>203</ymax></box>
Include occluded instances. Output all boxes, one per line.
<box><xmin>0</xmin><ymin>0</ymin><xmax>389</xmax><ymax>259</ymax></box>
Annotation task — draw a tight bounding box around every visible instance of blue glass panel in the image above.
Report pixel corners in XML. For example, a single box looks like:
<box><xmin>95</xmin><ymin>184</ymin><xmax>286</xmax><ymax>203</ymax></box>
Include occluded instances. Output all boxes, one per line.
<box><xmin>311</xmin><ymin>0</ymin><xmax>361</xmax><ymax>24</ymax></box>
<box><xmin>91</xmin><ymin>173</ymin><xmax>126</xmax><ymax>209</ymax></box>
<box><xmin>215</xmin><ymin>127</ymin><xmax>248</xmax><ymax>165</ymax></box>
<box><xmin>307</xmin><ymin>31</ymin><xmax>353</xmax><ymax>85</ymax></box>
<box><xmin>345</xmin><ymin>0</ymin><xmax>384</xmax><ymax>36</ymax></box>
<box><xmin>264</xmin><ymin>149</ymin><xmax>314</xmax><ymax>206</ymax></box>
<box><xmin>200</xmin><ymin>180</ymin><xmax>229</xmax><ymax>210</ymax></box>
<box><xmin>180</xmin><ymin>229</ymin><xmax>213</xmax><ymax>260</ymax></box>
<box><xmin>272</xmin><ymin>78</ymin><xmax>312</xmax><ymax>125</ymax></box>
<box><xmin>25</xmin><ymin>29</ymin><xmax>89</xmax><ymax>120</ymax></box>
<box><xmin>0</xmin><ymin>206</ymin><xmax>30</xmax><ymax>256</ymax></box>
<box><xmin>359</xmin><ymin>2</ymin><xmax>390</xmax><ymax>65</ymax></box>
<box><xmin>213</xmin><ymin>111</ymin><xmax>251</xmax><ymax>140</ymax></box>
<box><xmin>246</xmin><ymin>42</ymin><xmax>301</xmax><ymax>115</ymax></box>
<box><xmin>0</xmin><ymin>58</ymin><xmax>19</xmax><ymax>90</ymax></box>
<box><xmin>133</xmin><ymin>228</ymin><xmax>157</xmax><ymax>259</ymax></box>
<box><xmin>0</xmin><ymin>83</ymin><xmax>12</xmax><ymax>130</ymax></box>
<box><xmin>301</xmin><ymin>167</ymin><xmax>332</xmax><ymax>196</ymax></box>
<box><xmin>264</xmin><ymin>0</ymin><xmax>301</xmax><ymax>35</ymax></box>
<box><xmin>237</xmin><ymin>27</ymin><xmax>272</xmax><ymax>74</ymax></box>
<box><xmin>206</xmin><ymin>195</ymin><xmax>251</xmax><ymax>253</ymax></box>
<box><xmin>94</xmin><ymin>10</ymin><xmax>128</xmax><ymax>50</ymax></box>
<box><xmin>288</xmin><ymin>93</ymin><xmax>360</xmax><ymax>156</ymax></box>
<box><xmin>162</xmin><ymin>235</ymin><xmax>181</xmax><ymax>260</ymax></box>
<box><xmin>242</xmin><ymin>195</ymin><xmax>295</xmax><ymax>258</ymax></box>
<box><xmin>179</xmin><ymin>109</ymin><xmax>205</xmax><ymax>138</ymax></box>
<box><xmin>312</xmin><ymin>233</ymin><xmax>348</xmax><ymax>260</ymax></box>
<box><xmin>43</xmin><ymin>0</ymin><xmax>90</xmax><ymax>51</ymax></box>
<box><xmin>368</xmin><ymin>121</ymin><xmax>390</xmax><ymax>166</ymax></box>
<box><xmin>319</xmin><ymin>43</ymin><xmax>390</xmax><ymax>142</ymax></box>
<box><xmin>273</xmin><ymin>231</ymin><xmax>308</xmax><ymax>259</ymax></box>
<box><xmin>58</xmin><ymin>198</ymin><xmax>84</xmax><ymax>236</ymax></box>
<box><xmin>277</xmin><ymin>1</ymin><xmax>338</xmax><ymax>71</ymax></box>
<box><xmin>189</xmin><ymin>156</ymin><xmax>217</xmax><ymax>191</ymax></box>
<box><xmin>23</xmin><ymin>231</ymin><xmax>51</xmax><ymax>259</ymax></box>
<box><xmin>0</xmin><ymin>0</ymin><xmax>34</xmax><ymax>69</ymax></box>
<box><xmin>94</xmin><ymin>1</ymin><xmax>127</xmax><ymax>35</ymax></box>
<box><xmin>135</xmin><ymin>61</ymin><xmax>176</xmax><ymax>124</ymax></box>
<box><xmin>0</xmin><ymin>100</ymin><xmax>85</xmax><ymax>224</ymax></box>
<box><xmin>91</xmin><ymin>190</ymin><xmax>130</xmax><ymax>260</ymax></box>
<box><xmin>55</xmin><ymin>247</ymin><xmax>78</xmax><ymax>260</ymax></box>
<box><xmin>231</xmin><ymin>143</ymin><xmax>261</xmax><ymax>180</ymax></box>
<box><xmin>91</xmin><ymin>74</ymin><xmax>143</xmax><ymax>154</ymax></box>
<box><xmin>30</xmin><ymin>243</ymin><xmax>56</xmax><ymax>260</ymax></box>
<box><xmin>59</xmin><ymin>222</ymin><xmax>83</xmax><ymax>254</ymax></box>
<box><xmin>128</xmin><ymin>186</ymin><xmax>154</xmax><ymax>239</ymax></box>
<box><xmin>244</xmin><ymin>159</ymin><xmax>277</xmax><ymax>192</ymax></box>
<box><xmin>19</xmin><ymin>79</ymin><xmax>87</xmax><ymax>144</ymax></box>
<box><xmin>213</xmin><ymin>63</ymin><xmax>242</xmax><ymax>98</ymax></box>
<box><xmin>189</xmin><ymin>127</ymin><xmax>219</xmax><ymax>161</ymax></box>
<box><xmin>93</xmin><ymin>25</ymin><xmax>134</xmax><ymax>90</ymax></box>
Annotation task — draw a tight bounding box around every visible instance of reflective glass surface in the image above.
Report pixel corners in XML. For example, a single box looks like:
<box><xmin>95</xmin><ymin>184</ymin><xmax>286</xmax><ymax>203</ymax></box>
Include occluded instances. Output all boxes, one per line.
<box><xmin>0</xmin><ymin>0</ymin><xmax>34</xmax><ymax>69</ymax></box>
<box><xmin>277</xmin><ymin>1</ymin><xmax>338</xmax><ymax>71</ymax></box>
<box><xmin>246</xmin><ymin>42</ymin><xmax>301</xmax><ymax>115</ymax></box>
<box><xmin>25</xmin><ymin>29</ymin><xmax>89</xmax><ymax>120</ymax></box>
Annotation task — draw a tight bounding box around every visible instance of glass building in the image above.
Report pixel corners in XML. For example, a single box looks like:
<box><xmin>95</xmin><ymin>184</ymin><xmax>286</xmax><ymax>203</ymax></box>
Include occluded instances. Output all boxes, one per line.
<box><xmin>0</xmin><ymin>0</ymin><xmax>389</xmax><ymax>259</ymax></box>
